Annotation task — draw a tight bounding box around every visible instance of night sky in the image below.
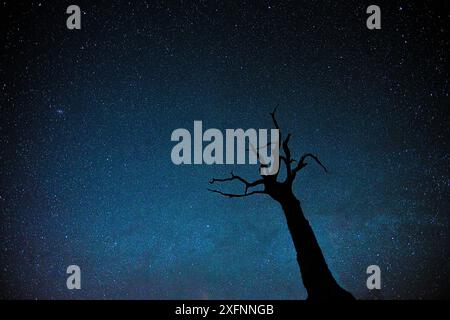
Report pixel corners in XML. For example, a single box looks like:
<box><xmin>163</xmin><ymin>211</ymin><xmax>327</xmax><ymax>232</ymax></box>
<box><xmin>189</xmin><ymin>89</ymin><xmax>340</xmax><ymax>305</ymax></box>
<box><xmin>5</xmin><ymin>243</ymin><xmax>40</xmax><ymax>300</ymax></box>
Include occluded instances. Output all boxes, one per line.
<box><xmin>1</xmin><ymin>1</ymin><xmax>449</xmax><ymax>299</ymax></box>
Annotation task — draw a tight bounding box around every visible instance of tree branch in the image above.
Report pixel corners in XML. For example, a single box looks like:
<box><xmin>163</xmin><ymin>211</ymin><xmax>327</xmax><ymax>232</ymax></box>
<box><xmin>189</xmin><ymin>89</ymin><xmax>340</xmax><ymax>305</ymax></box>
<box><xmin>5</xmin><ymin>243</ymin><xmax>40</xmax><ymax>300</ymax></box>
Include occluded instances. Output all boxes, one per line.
<box><xmin>293</xmin><ymin>153</ymin><xmax>328</xmax><ymax>174</ymax></box>
<box><xmin>269</xmin><ymin>106</ymin><xmax>295</xmax><ymax>180</ymax></box>
<box><xmin>207</xmin><ymin>189</ymin><xmax>266</xmax><ymax>198</ymax></box>
<box><xmin>282</xmin><ymin>133</ymin><xmax>293</xmax><ymax>178</ymax></box>
<box><xmin>209</xmin><ymin>171</ymin><xmax>264</xmax><ymax>194</ymax></box>
<box><xmin>248</xmin><ymin>143</ymin><xmax>269</xmax><ymax>169</ymax></box>
<box><xmin>269</xmin><ymin>105</ymin><xmax>281</xmax><ymax>132</ymax></box>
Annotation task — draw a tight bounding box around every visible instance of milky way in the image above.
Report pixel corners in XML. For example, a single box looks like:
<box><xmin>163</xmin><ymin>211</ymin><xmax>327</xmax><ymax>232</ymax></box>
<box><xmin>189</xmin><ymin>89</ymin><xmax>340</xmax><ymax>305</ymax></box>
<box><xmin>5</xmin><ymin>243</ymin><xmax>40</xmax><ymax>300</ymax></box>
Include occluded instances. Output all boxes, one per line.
<box><xmin>1</xmin><ymin>1</ymin><xmax>449</xmax><ymax>299</ymax></box>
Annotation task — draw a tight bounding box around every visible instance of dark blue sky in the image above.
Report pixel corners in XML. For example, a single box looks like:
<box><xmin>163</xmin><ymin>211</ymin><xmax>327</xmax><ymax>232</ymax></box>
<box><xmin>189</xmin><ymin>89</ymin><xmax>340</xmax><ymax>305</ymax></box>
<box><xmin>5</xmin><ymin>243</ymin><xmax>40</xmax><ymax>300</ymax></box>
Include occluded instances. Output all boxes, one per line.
<box><xmin>1</xmin><ymin>1</ymin><xmax>449</xmax><ymax>299</ymax></box>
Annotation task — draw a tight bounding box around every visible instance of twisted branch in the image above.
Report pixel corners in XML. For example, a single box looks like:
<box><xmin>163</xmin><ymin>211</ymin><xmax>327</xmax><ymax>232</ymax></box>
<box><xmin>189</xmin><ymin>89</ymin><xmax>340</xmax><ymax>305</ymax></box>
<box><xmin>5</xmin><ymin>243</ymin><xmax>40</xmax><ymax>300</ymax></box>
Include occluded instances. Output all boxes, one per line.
<box><xmin>209</xmin><ymin>171</ymin><xmax>265</xmax><ymax>196</ymax></box>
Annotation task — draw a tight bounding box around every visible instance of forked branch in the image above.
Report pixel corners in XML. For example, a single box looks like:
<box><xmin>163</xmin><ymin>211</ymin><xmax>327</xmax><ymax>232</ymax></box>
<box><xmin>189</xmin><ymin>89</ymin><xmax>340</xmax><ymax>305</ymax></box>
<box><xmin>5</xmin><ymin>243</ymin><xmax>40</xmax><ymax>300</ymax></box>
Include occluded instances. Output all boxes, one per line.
<box><xmin>207</xmin><ymin>189</ymin><xmax>266</xmax><ymax>198</ymax></box>
<box><xmin>208</xmin><ymin>108</ymin><xmax>328</xmax><ymax>198</ymax></box>
<box><xmin>208</xmin><ymin>171</ymin><xmax>265</xmax><ymax>197</ymax></box>
<box><xmin>293</xmin><ymin>153</ymin><xmax>328</xmax><ymax>174</ymax></box>
<box><xmin>270</xmin><ymin>106</ymin><xmax>296</xmax><ymax>180</ymax></box>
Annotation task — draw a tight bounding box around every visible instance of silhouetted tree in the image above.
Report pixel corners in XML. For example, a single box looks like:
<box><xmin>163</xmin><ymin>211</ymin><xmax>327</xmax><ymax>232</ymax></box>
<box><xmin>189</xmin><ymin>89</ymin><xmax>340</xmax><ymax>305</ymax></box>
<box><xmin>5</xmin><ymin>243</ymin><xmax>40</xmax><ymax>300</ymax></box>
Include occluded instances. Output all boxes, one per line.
<box><xmin>208</xmin><ymin>108</ymin><xmax>355</xmax><ymax>300</ymax></box>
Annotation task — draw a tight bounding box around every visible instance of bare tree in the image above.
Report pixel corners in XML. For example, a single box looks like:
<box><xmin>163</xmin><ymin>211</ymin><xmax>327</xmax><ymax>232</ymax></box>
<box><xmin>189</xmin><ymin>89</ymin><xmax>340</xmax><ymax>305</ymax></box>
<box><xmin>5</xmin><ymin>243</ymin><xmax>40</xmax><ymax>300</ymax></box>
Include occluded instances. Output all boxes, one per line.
<box><xmin>208</xmin><ymin>108</ymin><xmax>355</xmax><ymax>300</ymax></box>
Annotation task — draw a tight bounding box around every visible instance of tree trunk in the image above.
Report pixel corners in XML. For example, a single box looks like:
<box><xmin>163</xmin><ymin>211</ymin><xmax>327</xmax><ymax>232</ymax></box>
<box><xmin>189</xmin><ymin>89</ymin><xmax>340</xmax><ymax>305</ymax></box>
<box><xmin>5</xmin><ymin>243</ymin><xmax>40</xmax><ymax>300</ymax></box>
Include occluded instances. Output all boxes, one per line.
<box><xmin>280</xmin><ymin>193</ymin><xmax>355</xmax><ymax>300</ymax></box>
<box><xmin>209</xmin><ymin>109</ymin><xmax>356</xmax><ymax>299</ymax></box>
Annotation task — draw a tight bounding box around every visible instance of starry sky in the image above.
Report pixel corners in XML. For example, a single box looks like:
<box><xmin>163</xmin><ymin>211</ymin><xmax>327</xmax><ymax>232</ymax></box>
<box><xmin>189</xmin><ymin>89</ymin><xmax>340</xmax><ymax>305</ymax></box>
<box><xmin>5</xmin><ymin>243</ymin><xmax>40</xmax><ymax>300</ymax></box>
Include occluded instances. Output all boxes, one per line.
<box><xmin>1</xmin><ymin>1</ymin><xmax>449</xmax><ymax>299</ymax></box>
